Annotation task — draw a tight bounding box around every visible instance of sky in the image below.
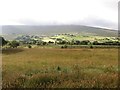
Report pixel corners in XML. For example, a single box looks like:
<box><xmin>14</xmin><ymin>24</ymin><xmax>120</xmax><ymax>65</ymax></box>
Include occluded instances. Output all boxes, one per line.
<box><xmin>0</xmin><ymin>0</ymin><xmax>119</xmax><ymax>30</ymax></box>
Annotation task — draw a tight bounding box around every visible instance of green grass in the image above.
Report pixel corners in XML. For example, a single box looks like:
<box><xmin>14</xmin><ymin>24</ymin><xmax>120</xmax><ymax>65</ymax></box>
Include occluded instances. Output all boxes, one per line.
<box><xmin>50</xmin><ymin>34</ymin><xmax>119</xmax><ymax>42</ymax></box>
<box><xmin>2</xmin><ymin>48</ymin><xmax>118</xmax><ymax>88</ymax></box>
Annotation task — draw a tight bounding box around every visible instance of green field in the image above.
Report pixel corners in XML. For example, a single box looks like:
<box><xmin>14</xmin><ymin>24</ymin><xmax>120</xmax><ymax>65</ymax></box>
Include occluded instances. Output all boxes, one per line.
<box><xmin>2</xmin><ymin>48</ymin><xmax>118</xmax><ymax>88</ymax></box>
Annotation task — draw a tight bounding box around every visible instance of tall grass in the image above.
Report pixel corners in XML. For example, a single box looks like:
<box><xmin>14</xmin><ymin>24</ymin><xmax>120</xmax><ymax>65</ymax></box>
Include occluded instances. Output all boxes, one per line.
<box><xmin>2</xmin><ymin>48</ymin><xmax>118</xmax><ymax>88</ymax></box>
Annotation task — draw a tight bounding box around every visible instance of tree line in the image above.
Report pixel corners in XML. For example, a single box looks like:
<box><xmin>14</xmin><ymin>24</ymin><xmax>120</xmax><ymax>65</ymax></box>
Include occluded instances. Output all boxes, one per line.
<box><xmin>1</xmin><ymin>37</ymin><xmax>120</xmax><ymax>49</ymax></box>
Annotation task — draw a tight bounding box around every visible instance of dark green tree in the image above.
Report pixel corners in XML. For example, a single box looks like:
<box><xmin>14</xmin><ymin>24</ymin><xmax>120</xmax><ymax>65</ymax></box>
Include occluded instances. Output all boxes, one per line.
<box><xmin>90</xmin><ymin>45</ymin><xmax>93</xmax><ymax>49</ymax></box>
<box><xmin>9</xmin><ymin>41</ymin><xmax>20</xmax><ymax>48</ymax></box>
<box><xmin>0</xmin><ymin>37</ymin><xmax>7</xmax><ymax>46</ymax></box>
<box><xmin>80</xmin><ymin>40</ymin><xmax>90</xmax><ymax>45</ymax></box>
<box><xmin>42</xmin><ymin>42</ymin><xmax>47</xmax><ymax>45</ymax></box>
<box><xmin>28</xmin><ymin>45</ymin><xmax>32</xmax><ymax>48</ymax></box>
<box><xmin>93</xmin><ymin>41</ymin><xmax>99</xmax><ymax>45</ymax></box>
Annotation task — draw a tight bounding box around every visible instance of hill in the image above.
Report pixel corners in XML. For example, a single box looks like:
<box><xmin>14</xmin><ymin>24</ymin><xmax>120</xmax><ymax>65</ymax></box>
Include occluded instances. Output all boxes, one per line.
<box><xmin>2</xmin><ymin>25</ymin><xmax>118</xmax><ymax>40</ymax></box>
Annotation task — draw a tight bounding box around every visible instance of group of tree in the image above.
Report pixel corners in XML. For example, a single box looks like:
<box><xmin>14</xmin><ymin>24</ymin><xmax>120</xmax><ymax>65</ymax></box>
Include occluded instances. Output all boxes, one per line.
<box><xmin>0</xmin><ymin>37</ymin><xmax>20</xmax><ymax>48</ymax></box>
<box><xmin>1</xmin><ymin>36</ymin><xmax>120</xmax><ymax>49</ymax></box>
<box><xmin>64</xmin><ymin>40</ymin><xmax>120</xmax><ymax>46</ymax></box>
<box><xmin>13</xmin><ymin>39</ymin><xmax>120</xmax><ymax>46</ymax></box>
<box><xmin>8</xmin><ymin>41</ymin><xmax>20</xmax><ymax>48</ymax></box>
<box><xmin>16</xmin><ymin>37</ymin><xmax>120</xmax><ymax>46</ymax></box>
<box><xmin>61</xmin><ymin>45</ymin><xmax>68</xmax><ymax>49</ymax></box>
<box><xmin>92</xmin><ymin>41</ymin><xmax>120</xmax><ymax>45</ymax></box>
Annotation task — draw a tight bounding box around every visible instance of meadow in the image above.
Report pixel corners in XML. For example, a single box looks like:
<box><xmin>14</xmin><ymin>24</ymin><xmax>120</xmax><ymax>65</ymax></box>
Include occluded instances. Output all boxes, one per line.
<box><xmin>2</xmin><ymin>47</ymin><xmax>118</xmax><ymax>88</ymax></box>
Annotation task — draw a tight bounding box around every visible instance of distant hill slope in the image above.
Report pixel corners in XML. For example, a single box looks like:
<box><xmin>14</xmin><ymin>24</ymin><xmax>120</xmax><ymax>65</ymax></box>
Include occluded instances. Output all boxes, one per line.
<box><xmin>2</xmin><ymin>25</ymin><xmax>118</xmax><ymax>40</ymax></box>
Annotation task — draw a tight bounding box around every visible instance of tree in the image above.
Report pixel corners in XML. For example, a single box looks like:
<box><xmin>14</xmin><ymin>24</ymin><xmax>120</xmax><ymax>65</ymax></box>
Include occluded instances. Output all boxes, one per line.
<box><xmin>90</xmin><ymin>45</ymin><xmax>93</xmax><ymax>49</ymax></box>
<box><xmin>9</xmin><ymin>41</ymin><xmax>20</xmax><ymax>48</ymax></box>
<box><xmin>43</xmin><ymin>42</ymin><xmax>47</xmax><ymax>45</ymax></box>
<box><xmin>61</xmin><ymin>46</ymin><xmax>64</xmax><ymax>49</ymax></box>
<box><xmin>48</xmin><ymin>41</ymin><xmax>54</xmax><ymax>44</ymax></box>
<box><xmin>71</xmin><ymin>39</ymin><xmax>75</xmax><ymax>45</ymax></box>
<box><xmin>64</xmin><ymin>45</ymin><xmax>68</xmax><ymax>48</ymax></box>
<box><xmin>28</xmin><ymin>45</ymin><xmax>32</xmax><ymax>48</ymax></box>
<box><xmin>93</xmin><ymin>41</ymin><xmax>99</xmax><ymax>45</ymax></box>
<box><xmin>80</xmin><ymin>40</ymin><xmax>90</xmax><ymax>45</ymax></box>
<box><xmin>61</xmin><ymin>45</ymin><xmax>68</xmax><ymax>49</ymax></box>
<box><xmin>0</xmin><ymin>37</ymin><xmax>7</xmax><ymax>46</ymax></box>
<box><xmin>75</xmin><ymin>40</ymin><xmax>80</xmax><ymax>45</ymax></box>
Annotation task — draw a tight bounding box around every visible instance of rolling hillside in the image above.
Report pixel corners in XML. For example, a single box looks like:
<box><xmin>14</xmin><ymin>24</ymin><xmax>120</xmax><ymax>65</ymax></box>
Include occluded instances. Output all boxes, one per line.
<box><xmin>1</xmin><ymin>25</ymin><xmax>118</xmax><ymax>40</ymax></box>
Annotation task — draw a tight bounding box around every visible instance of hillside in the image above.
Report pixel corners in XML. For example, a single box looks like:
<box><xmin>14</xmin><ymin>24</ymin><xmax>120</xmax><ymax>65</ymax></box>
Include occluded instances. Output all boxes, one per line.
<box><xmin>2</xmin><ymin>25</ymin><xmax>118</xmax><ymax>40</ymax></box>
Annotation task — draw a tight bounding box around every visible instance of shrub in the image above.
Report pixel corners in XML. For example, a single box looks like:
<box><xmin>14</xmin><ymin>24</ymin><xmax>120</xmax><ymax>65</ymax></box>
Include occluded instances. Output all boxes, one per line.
<box><xmin>93</xmin><ymin>41</ymin><xmax>99</xmax><ymax>45</ymax></box>
<box><xmin>90</xmin><ymin>45</ymin><xmax>93</xmax><ymax>49</ymax></box>
<box><xmin>61</xmin><ymin>45</ymin><xmax>67</xmax><ymax>49</ymax></box>
<box><xmin>42</xmin><ymin>42</ymin><xmax>47</xmax><ymax>45</ymax></box>
<box><xmin>28</xmin><ymin>45</ymin><xmax>32</xmax><ymax>48</ymax></box>
<box><xmin>0</xmin><ymin>37</ymin><xmax>7</xmax><ymax>46</ymax></box>
<box><xmin>80</xmin><ymin>40</ymin><xmax>90</xmax><ymax>45</ymax></box>
<box><xmin>61</xmin><ymin>46</ymin><xmax>64</xmax><ymax>49</ymax></box>
<box><xmin>8</xmin><ymin>41</ymin><xmax>20</xmax><ymax>48</ymax></box>
<box><xmin>64</xmin><ymin>45</ymin><xmax>67</xmax><ymax>48</ymax></box>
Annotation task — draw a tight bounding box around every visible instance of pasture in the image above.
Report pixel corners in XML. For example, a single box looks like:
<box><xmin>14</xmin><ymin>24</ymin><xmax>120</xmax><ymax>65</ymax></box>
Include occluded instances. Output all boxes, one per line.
<box><xmin>2</xmin><ymin>48</ymin><xmax>118</xmax><ymax>88</ymax></box>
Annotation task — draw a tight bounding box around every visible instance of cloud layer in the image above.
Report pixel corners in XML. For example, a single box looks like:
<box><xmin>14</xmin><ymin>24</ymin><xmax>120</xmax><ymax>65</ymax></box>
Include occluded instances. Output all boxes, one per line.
<box><xmin>0</xmin><ymin>0</ymin><xmax>119</xmax><ymax>30</ymax></box>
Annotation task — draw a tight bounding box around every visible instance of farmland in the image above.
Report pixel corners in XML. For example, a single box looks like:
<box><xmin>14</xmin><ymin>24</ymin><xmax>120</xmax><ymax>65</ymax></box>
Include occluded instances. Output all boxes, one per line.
<box><xmin>2</xmin><ymin>47</ymin><xmax>118</xmax><ymax>88</ymax></box>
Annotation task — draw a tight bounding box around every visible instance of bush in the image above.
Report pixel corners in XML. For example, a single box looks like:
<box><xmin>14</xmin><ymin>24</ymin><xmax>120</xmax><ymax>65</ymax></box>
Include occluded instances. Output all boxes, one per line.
<box><xmin>90</xmin><ymin>45</ymin><xmax>93</xmax><ymax>49</ymax></box>
<box><xmin>0</xmin><ymin>37</ymin><xmax>7</xmax><ymax>46</ymax></box>
<box><xmin>42</xmin><ymin>42</ymin><xmax>47</xmax><ymax>45</ymax></box>
<box><xmin>64</xmin><ymin>45</ymin><xmax>67</xmax><ymax>48</ymax></box>
<box><xmin>9</xmin><ymin>41</ymin><xmax>20</xmax><ymax>48</ymax></box>
<box><xmin>61</xmin><ymin>45</ymin><xmax>68</xmax><ymax>49</ymax></box>
<box><xmin>80</xmin><ymin>40</ymin><xmax>90</xmax><ymax>45</ymax></box>
<box><xmin>93</xmin><ymin>41</ymin><xmax>99</xmax><ymax>45</ymax></box>
<box><xmin>61</xmin><ymin>46</ymin><xmax>64</xmax><ymax>49</ymax></box>
<box><xmin>28</xmin><ymin>45</ymin><xmax>32</xmax><ymax>48</ymax></box>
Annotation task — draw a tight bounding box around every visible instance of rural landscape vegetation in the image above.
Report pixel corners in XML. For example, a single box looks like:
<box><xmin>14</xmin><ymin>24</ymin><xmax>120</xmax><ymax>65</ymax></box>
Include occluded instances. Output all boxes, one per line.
<box><xmin>0</xmin><ymin>25</ymin><xmax>119</xmax><ymax>88</ymax></box>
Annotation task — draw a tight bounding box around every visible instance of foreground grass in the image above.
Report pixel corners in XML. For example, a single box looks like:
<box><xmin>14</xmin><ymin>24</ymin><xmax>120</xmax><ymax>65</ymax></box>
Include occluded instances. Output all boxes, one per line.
<box><xmin>2</xmin><ymin>48</ymin><xmax>118</xmax><ymax>88</ymax></box>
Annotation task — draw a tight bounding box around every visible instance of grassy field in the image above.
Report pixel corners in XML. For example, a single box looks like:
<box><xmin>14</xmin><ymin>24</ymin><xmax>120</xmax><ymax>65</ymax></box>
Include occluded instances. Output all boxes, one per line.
<box><xmin>51</xmin><ymin>34</ymin><xmax>118</xmax><ymax>42</ymax></box>
<box><xmin>2</xmin><ymin>48</ymin><xmax>118</xmax><ymax>88</ymax></box>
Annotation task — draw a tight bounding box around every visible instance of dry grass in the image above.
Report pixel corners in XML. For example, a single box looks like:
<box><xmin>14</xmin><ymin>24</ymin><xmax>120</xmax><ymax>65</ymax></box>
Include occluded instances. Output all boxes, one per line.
<box><xmin>2</xmin><ymin>48</ymin><xmax>118</xmax><ymax>88</ymax></box>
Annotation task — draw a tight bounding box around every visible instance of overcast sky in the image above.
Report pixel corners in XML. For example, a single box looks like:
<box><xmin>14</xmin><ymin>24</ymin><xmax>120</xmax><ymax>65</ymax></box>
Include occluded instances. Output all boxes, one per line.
<box><xmin>0</xmin><ymin>0</ymin><xmax>119</xmax><ymax>30</ymax></box>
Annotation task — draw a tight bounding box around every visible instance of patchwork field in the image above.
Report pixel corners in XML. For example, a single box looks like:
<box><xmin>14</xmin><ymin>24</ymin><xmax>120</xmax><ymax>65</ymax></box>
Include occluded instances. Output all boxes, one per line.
<box><xmin>2</xmin><ymin>48</ymin><xmax>118</xmax><ymax>88</ymax></box>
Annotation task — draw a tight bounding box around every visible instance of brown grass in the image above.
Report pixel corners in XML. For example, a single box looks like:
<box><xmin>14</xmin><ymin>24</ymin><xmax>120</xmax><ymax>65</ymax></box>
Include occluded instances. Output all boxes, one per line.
<box><xmin>2</xmin><ymin>48</ymin><xmax>118</xmax><ymax>88</ymax></box>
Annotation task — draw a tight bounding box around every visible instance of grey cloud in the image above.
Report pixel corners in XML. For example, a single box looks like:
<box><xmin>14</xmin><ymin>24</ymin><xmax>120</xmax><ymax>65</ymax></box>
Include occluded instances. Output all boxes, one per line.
<box><xmin>91</xmin><ymin>19</ymin><xmax>117</xmax><ymax>30</ymax></box>
<box><xmin>76</xmin><ymin>17</ymin><xmax>118</xmax><ymax>30</ymax></box>
<box><xmin>17</xmin><ymin>19</ymin><xmax>42</xmax><ymax>25</ymax></box>
<box><xmin>16</xmin><ymin>16</ymin><xmax>118</xmax><ymax>30</ymax></box>
<box><xmin>17</xmin><ymin>19</ymin><xmax>61</xmax><ymax>25</ymax></box>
